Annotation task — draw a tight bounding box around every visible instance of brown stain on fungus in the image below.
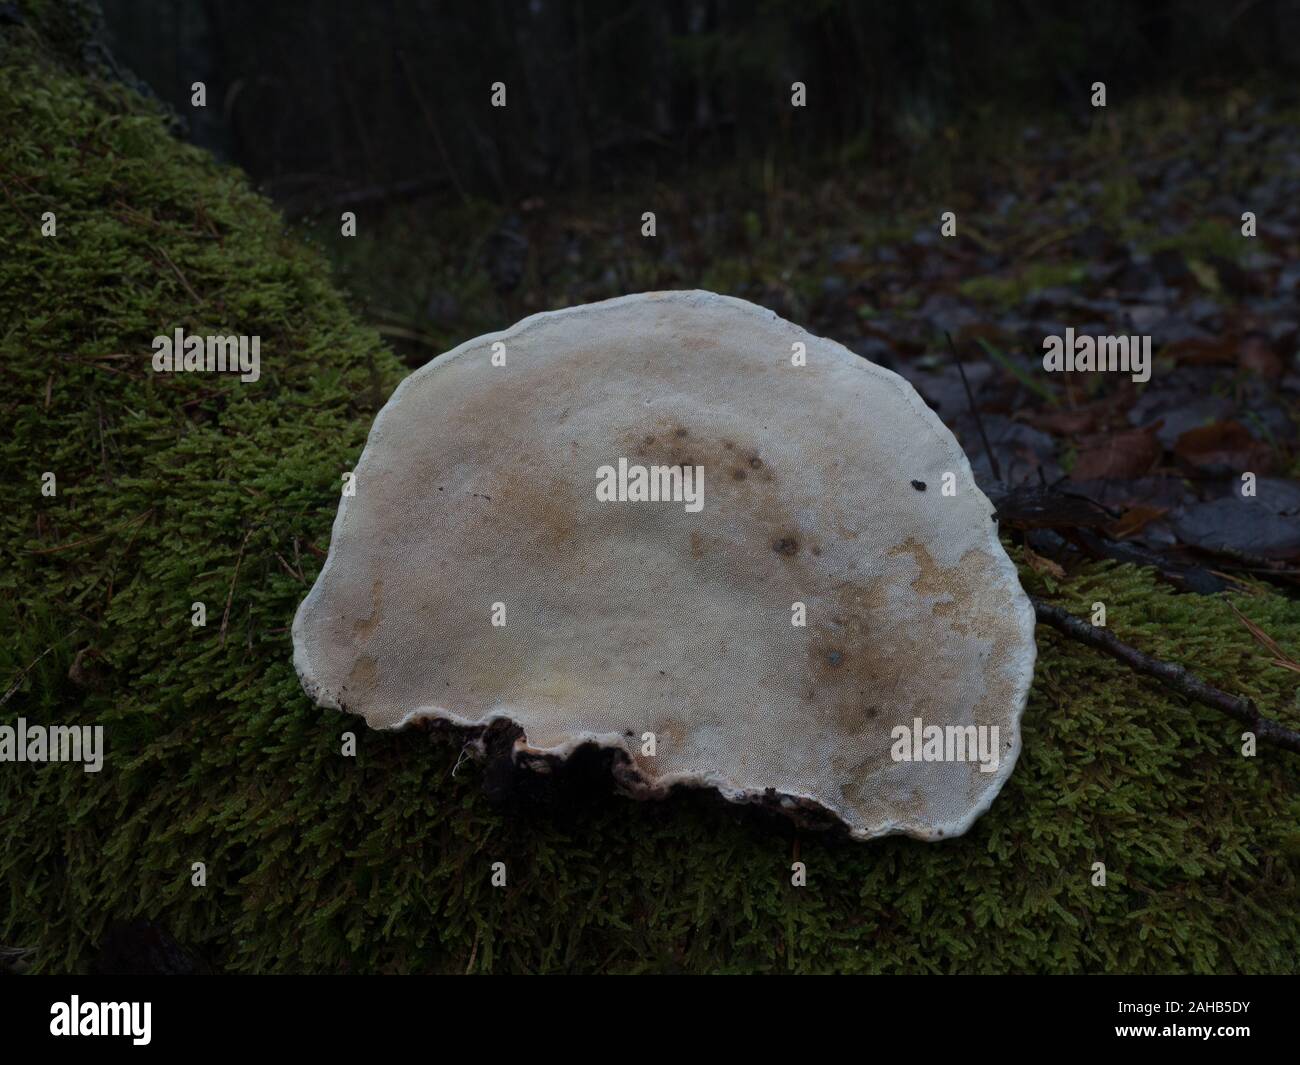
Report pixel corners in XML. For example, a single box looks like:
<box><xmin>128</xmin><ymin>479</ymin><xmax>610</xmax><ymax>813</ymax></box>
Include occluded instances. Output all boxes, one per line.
<box><xmin>347</xmin><ymin>654</ymin><xmax>378</xmax><ymax>694</ymax></box>
<box><xmin>484</xmin><ymin>464</ymin><xmax>580</xmax><ymax>550</ymax></box>
<box><xmin>796</xmin><ymin>535</ymin><xmax>1023</xmax><ymax>823</ymax></box>
<box><xmin>624</xmin><ymin>420</ymin><xmax>779</xmax><ymax>496</ymax></box>
<box><xmin>772</xmin><ymin>536</ymin><xmax>800</xmax><ymax>557</ymax></box>
<box><xmin>888</xmin><ymin>537</ymin><xmax>1001</xmax><ymax>636</ymax></box>
<box><xmin>619</xmin><ymin>421</ymin><xmax>836</xmax><ymax>636</ymax></box>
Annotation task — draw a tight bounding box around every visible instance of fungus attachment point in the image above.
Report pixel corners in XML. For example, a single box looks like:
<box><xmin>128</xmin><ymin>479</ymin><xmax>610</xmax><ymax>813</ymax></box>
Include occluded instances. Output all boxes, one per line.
<box><xmin>292</xmin><ymin>291</ymin><xmax>1036</xmax><ymax>841</ymax></box>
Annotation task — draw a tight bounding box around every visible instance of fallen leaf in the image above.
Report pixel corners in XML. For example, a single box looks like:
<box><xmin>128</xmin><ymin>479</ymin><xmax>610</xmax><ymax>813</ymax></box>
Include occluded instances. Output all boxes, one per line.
<box><xmin>1020</xmin><ymin>407</ymin><xmax>1103</xmax><ymax>436</ymax></box>
<box><xmin>1107</xmin><ymin>504</ymin><xmax>1168</xmax><ymax>539</ymax></box>
<box><xmin>1164</xmin><ymin>335</ymin><xmax>1238</xmax><ymax>366</ymax></box>
<box><xmin>1239</xmin><ymin>333</ymin><xmax>1283</xmax><ymax>379</ymax></box>
<box><xmin>1173</xmin><ymin>420</ymin><xmax>1273</xmax><ymax>474</ymax></box>
<box><xmin>1024</xmin><ymin>545</ymin><xmax>1066</xmax><ymax>580</ymax></box>
<box><xmin>1070</xmin><ymin>425</ymin><xmax>1162</xmax><ymax>481</ymax></box>
<box><xmin>1186</xmin><ymin>257</ymin><xmax>1221</xmax><ymax>293</ymax></box>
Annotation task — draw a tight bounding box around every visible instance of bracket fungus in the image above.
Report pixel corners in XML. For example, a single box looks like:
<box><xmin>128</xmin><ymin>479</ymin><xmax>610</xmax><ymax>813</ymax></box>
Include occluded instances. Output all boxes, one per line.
<box><xmin>292</xmin><ymin>291</ymin><xmax>1036</xmax><ymax>840</ymax></box>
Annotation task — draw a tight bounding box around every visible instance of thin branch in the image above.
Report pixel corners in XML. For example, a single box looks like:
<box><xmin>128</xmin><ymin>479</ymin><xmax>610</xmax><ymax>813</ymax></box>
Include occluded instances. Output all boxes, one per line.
<box><xmin>153</xmin><ymin>244</ymin><xmax>203</xmax><ymax>305</ymax></box>
<box><xmin>1</xmin><ymin>646</ymin><xmax>57</xmax><ymax>707</ymax></box>
<box><xmin>946</xmin><ymin>330</ymin><xmax>1001</xmax><ymax>482</ymax></box>
<box><xmin>220</xmin><ymin>527</ymin><xmax>254</xmax><ymax>650</ymax></box>
<box><xmin>465</xmin><ymin>923</ymin><xmax>480</xmax><ymax>976</ymax></box>
<box><xmin>1031</xmin><ymin>596</ymin><xmax>1300</xmax><ymax>755</ymax></box>
<box><xmin>26</xmin><ymin>509</ymin><xmax>153</xmax><ymax>555</ymax></box>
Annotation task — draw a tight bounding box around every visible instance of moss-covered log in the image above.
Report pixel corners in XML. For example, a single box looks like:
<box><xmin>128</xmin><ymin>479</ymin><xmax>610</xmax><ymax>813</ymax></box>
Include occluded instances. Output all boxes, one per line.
<box><xmin>2</xmin><ymin>4</ymin><xmax>1299</xmax><ymax>974</ymax></box>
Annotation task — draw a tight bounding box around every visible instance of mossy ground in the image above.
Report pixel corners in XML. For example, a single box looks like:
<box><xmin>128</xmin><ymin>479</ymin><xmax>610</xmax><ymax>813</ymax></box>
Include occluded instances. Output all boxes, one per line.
<box><xmin>3</xmin><ymin>8</ymin><xmax>1299</xmax><ymax>974</ymax></box>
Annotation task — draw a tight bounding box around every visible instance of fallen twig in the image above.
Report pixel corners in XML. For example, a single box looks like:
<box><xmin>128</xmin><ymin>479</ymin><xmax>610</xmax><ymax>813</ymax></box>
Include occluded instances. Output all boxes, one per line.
<box><xmin>946</xmin><ymin>331</ymin><xmax>1001</xmax><ymax>482</ymax></box>
<box><xmin>1031</xmin><ymin>597</ymin><xmax>1300</xmax><ymax>754</ymax></box>
<box><xmin>1</xmin><ymin>646</ymin><xmax>57</xmax><ymax>707</ymax></box>
<box><xmin>220</xmin><ymin>527</ymin><xmax>254</xmax><ymax>650</ymax></box>
<box><xmin>465</xmin><ymin>923</ymin><xmax>479</xmax><ymax>976</ymax></box>
<box><xmin>26</xmin><ymin>509</ymin><xmax>153</xmax><ymax>555</ymax></box>
<box><xmin>153</xmin><ymin>244</ymin><xmax>203</xmax><ymax>305</ymax></box>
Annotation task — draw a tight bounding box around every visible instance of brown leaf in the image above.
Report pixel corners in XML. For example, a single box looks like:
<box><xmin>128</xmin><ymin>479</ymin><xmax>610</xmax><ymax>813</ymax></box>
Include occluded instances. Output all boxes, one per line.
<box><xmin>1024</xmin><ymin>546</ymin><xmax>1066</xmax><ymax>580</ymax></box>
<box><xmin>987</xmin><ymin>484</ymin><xmax>1114</xmax><ymax>530</ymax></box>
<box><xmin>1020</xmin><ymin>407</ymin><xmax>1101</xmax><ymax>436</ymax></box>
<box><xmin>1173</xmin><ymin>420</ymin><xmax>1272</xmax><ymax>473</ymax></box>
<box><xmin>1107</xmin><ymin>504</ymin><xmax>1168</xmax><ymax>539</ymax></box>
<box><xmin>1165</xmin><ymin>335</ymin><xmax>1237</xmax><ymax>366</ymax></box>
<box><xmin>1070</xmin><ymin>426</ymin><xmax>1162</xmax><ymax>481</ymax></box>
<box><xmin>1239</xmin><ymin>334</ymin><xmax>1283</xmax><ymax>380</ymax></box>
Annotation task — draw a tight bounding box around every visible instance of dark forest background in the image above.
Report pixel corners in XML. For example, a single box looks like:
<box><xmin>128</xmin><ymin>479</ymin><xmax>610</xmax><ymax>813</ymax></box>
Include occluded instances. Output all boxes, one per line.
<box><xmin>102</xmin><ymin>0</ymin><xmax>1300</xmax><ymax>211</ymax></box>
<box><xmin>4</xmin><ymin>0</ymin><xmax>1300</xmax><ymax>976</ymax></box>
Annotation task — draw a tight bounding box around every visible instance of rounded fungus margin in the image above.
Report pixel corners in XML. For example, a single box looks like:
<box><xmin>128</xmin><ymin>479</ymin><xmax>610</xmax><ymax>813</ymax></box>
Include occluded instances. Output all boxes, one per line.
<box><xmin>292</xmin><ymin>290</ymin><xmax>1037</xmax><ymax>841</ymax></box>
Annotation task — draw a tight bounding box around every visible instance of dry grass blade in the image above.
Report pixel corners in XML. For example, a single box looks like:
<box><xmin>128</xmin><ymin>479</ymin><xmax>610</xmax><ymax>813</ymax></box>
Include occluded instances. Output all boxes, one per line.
<box><xmin>1230</xmin><ymin>604</ymin><xmax>1300</xmax><ymax>675</ymax></box>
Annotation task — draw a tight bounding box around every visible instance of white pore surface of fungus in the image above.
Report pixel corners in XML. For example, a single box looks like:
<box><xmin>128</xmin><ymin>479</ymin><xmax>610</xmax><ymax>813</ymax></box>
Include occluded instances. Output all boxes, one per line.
<box><xmin>293</xmin><ymin>291</ymin><xmax>1037</xmax><ymax>841</ymax></box>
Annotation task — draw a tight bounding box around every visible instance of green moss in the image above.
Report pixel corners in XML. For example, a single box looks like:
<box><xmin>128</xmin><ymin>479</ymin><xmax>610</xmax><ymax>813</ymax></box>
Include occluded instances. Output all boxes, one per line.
<box><xmin>1143</xmin><ymin>219</ymin><xmax>1245</xmax><ymax>264</ymax></box>
<box><xmin>3</xmin><ymin>10</ymin><xmax>1299</xmax><ymax>975</ymax></box>
<box><xmin>959</xmin><ymin>262</ymin><xmax>1086</xmax><ymax>308</ymax></box>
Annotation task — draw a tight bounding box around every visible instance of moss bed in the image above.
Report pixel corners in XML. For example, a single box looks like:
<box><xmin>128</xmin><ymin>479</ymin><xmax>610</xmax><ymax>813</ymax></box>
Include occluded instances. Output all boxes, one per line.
<box><xmin>2</xmin><ymin>4</ymin><xmax>1299</xmax><ymax>974</ymax></box>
